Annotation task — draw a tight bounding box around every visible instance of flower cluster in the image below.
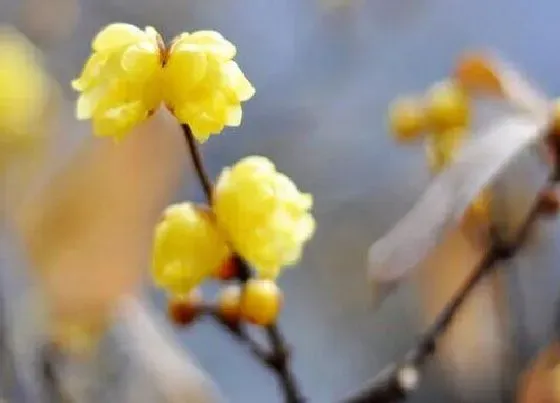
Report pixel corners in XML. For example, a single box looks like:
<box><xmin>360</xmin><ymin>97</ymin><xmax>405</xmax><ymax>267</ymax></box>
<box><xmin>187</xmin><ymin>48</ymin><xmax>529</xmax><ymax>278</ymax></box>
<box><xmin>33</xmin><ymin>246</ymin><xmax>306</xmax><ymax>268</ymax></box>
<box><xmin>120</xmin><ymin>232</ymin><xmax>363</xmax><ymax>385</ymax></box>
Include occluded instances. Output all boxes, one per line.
<box><xmin>73</xmin><ymin>23</ymin><xmax>254</xmax><ymax>142</ymax></box>
<box><xmin>388</xmin><ymin>79</ymin><xmax>470</xmax><ymax>173</ymax></box>
<box><xmin>388</xmin><ymin>74</ymin><xmax>492</xmax><ymax>220</ymax></box>
<box><xmin>74</xmin><ymin>23</ymin><xmax>315</xmax><ymax>328</ymax></box>
<box><xmin>153</xmin><ymin>156</ymin><xmax>315</xmax><ymax>293</ymax></box>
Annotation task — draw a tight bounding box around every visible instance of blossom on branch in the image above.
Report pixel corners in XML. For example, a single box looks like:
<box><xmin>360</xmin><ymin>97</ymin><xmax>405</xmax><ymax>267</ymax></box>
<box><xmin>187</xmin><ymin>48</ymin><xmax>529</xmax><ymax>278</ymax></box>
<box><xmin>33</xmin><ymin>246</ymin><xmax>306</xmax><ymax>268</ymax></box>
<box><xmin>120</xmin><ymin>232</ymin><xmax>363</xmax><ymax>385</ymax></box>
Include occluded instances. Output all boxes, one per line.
<box><xmin>214</xmin><ymin>156</ymin><xmax>315</xmax><ymax>279</ymax></box>
<box><xmin>164</xmin><ymin>31</ymin><xmax>255</xmax><ymax>142</ymax></box>
<box><xmin>152</xmin><ymin>203</ymin><xmax>230</xmax><ymax>297</ymax></box>
<box><xmin>73</xmin><ymin>23</ymin><xmax>163</xmax><ymax>140</ymax></box>
<box><xmin>72</xmin><ymin>23</ymin><xmax>254</xmax><ymax>141</ymax></box>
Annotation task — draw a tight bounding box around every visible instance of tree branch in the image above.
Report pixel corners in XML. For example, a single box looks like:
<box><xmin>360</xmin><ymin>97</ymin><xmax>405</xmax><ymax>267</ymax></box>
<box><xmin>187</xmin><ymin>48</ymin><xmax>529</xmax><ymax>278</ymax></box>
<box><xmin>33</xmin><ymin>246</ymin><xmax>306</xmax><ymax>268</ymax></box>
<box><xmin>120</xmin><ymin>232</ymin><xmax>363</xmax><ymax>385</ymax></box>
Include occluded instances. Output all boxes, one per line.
<box><xmin>341</xmin><ymin>177</ymin><xmax>553</xmax><ymax>403</ymax></box>
<box><xmin>181</xmin><ymin>124</ymin><xmax>214</xmax><ymax>204</ymax></box>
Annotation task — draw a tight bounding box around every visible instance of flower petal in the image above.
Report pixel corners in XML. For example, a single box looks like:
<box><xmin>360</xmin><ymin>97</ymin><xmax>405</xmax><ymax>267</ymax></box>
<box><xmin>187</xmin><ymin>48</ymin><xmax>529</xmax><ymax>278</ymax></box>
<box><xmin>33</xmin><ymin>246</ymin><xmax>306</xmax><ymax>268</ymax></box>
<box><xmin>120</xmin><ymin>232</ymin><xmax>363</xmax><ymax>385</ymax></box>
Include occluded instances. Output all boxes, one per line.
<box><xmin>165</xmin><ymin>43</ymin><xmax>208</xmax><ymax>93</ymax></box>
<box><xmin>180</xmin><ymin>30</ymin><xmax>236</xmax><ymax>61</ymax></box>
<box><xmin>76</xmin><ymin>89</ymin><xmax>102</xmax><ymax>120</ymax></box>
<box><xmin>71</xmin><ymin>52</ymin><xmax>108</xmax><ymax>91</ymax></box>
<box><xmin>225</xmin><ymin>104</ymin><xmax>242</xmax><ymax>126</ymax></box>
<box><xmin>92</xmin><ymin>23</ymin><xmax>144</xmax><ymax>52</ymax></box>
<box><xmin>92</xmin><ymin>101</ymin><xmax>147</xmax><ymax>139</ymax></box>
<box><xmin>121</xmin><ymin>42</ymin><xmax>160</xmax><ymax>82</ymax></box>
<box><xmin>222</xmin><ymin>61</ymin><xmax>255</xmax><ymax>102</ymax></box>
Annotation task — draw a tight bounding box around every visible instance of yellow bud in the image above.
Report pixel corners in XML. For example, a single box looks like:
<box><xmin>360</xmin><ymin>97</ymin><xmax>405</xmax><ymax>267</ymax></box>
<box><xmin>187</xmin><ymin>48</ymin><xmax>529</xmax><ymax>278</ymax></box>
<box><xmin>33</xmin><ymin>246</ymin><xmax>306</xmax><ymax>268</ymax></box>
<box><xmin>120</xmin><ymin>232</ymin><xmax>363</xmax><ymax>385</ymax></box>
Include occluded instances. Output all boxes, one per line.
<box><xmin>240</xmin><ymin>279</ymin><xmax>283</xmax><ymax>326</ymax></box>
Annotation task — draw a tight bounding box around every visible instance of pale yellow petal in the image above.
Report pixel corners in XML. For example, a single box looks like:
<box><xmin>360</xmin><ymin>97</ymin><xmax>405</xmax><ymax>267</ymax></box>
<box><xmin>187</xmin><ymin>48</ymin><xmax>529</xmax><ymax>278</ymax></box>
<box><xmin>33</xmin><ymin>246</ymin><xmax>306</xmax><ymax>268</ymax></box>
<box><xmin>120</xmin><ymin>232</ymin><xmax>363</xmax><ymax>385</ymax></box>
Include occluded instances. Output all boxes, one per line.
<box><xmin>76</xmin><ymin>92</ymin><xmax>98</xmax><ymax>120</ymax></box>
<box><xmin>164</xmin><ymin>44</ymin><xmax>208</xmax><ymax>98</ymax></box>
<box><xmin>188</xmin><ymin>115</ymin><xmax>223</xmax><ymax>141</ymax></box>
<box><xmin>71</xmin><ymin>52</ymin><xmax>108</xmax><ymax>91</ymax></box>
<box><xmin>225</xmin><ymin>104</ymin><xmax>242</xmax><ymax>126</ymax></box>
<box><xmin>144</xmin><ymin>26</ymin><xmax>159</xmax><ymax>42</ymax></box>
<box><xmin>222</xmin><ymin>61</ymin><xmax>255</xmax><ymax>102</ymax></box>
<box><xmin>92</xmin><ymin>23</ymin><xmax>144</xmax><ymax>52</ymax></box>
<box><xmin>178</xmin><ymin>30</ymin><xmax>236</xmax><ymax>61</ymax></box>
<box><xmin>121</xmin><ymin>42</ymin><xmax>160</xmax><ymax>82</ymax></box>
<box><xmin>92</xmin><ymin>101</ymin><xmax>146</xmax><ymax>138</ymax></box>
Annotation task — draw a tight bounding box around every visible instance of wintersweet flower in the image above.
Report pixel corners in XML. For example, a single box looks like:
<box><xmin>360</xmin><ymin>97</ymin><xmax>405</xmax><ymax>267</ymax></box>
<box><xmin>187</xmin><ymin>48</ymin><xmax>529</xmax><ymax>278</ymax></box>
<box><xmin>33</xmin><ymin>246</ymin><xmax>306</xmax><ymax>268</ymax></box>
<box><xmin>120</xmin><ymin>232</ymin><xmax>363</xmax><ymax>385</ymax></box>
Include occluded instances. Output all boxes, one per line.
<box><xmin>72</xmin><ymin>23</ymin><xmax>254</xmax><ymax>141</ymax></box>
<box><xmin>213</xmin><ymin>156</ymin><xmax>315</xmax><ymax>279</ymax></box>
<box><xmin>0</xmin><ymin>27</ymin><xmax>49</xmax><ymax>140</ymax></box>
<box><xmin>72</xmin><ymin>23</ymin><xmax>163</xmax><ymax>140</ymax></box>
<box><xmin>152</xmin><ymin>203</ymin><xmax>230</xmax><ymax>297</ymax></box>
<box><xmin>163</xmin><ymin>31</ymin><xmax>255</xmax><ymax>142</ymax></box>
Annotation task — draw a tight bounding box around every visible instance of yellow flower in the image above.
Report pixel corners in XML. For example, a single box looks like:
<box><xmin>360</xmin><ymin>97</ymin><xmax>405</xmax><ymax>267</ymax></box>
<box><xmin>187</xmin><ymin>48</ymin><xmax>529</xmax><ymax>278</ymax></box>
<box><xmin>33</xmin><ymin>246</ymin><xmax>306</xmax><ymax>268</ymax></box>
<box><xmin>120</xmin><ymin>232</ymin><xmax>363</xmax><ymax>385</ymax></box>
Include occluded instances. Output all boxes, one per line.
<box><xmin>0</xmin><ymin>27</ymin><xmax>49</xmax><ymax>140</ymax></box>
<box><xmin>163</xmin><ymin>31</ymin><xmax>255</xmax><ymax>142</ymax></box>
<box><xmin>213</xmin><ymin>156</ymin><xmax>315</xmax><ymax>279</ymax></box>
<box><xmin>72</xmin><ymin>23</ymin><xmax>164</xmax><ymax>140</ymax></box>
<box><xmin>152</xmin><ymin>203</ymin><xmax>230</xmax><ymax>296</ymax></box>
<box><xmin>73</xmin><ymin>24</ymin><xmax>254</xmax><ymax>142</ymax></box>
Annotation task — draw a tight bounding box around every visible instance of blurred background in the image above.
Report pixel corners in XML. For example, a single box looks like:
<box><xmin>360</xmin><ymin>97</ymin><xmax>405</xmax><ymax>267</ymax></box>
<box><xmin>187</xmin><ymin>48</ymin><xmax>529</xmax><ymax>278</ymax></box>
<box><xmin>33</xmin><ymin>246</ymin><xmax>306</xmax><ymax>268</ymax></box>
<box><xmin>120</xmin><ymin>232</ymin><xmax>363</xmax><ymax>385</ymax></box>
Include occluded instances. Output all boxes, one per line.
<box><xmin>2</xmin><ymin>0</ymin><xmax>560</xmax><ymax>402</ymax></box>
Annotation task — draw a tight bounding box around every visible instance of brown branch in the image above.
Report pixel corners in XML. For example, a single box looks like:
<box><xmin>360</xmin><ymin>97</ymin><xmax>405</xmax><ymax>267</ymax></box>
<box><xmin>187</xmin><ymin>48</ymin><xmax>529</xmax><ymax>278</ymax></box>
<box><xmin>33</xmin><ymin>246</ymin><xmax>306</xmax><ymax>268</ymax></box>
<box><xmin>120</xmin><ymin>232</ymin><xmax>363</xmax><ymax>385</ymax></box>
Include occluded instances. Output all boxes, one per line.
<box><xmin>180</xmin><ymin>124</ymin><xmax>306</xmax><ymax>402</ymax></box>
<box><xmin>341</xmin><ymin>178</ymin><xmax>553</xmax><ymax>403</ymax></box>
<box><xmin>181</xmin><ymin>124</ymin><xmax>214</xmax><ymax>204</ymax></box>
<box><xmin>198</xmin><ymin>303</ymin><xmax>305</xmax><ymax>402</ymax></box>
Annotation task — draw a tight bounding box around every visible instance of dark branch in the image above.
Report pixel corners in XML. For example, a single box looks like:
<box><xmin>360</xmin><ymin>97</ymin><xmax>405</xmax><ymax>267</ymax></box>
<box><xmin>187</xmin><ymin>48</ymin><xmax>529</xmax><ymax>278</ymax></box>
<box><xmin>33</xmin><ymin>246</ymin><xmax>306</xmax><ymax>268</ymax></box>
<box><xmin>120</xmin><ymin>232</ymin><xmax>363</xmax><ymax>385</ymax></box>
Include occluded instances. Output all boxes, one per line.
<box><xmin>181</xmin><ymin>124</ymin><xmax>214</xmax><ymax>204</ymax></box>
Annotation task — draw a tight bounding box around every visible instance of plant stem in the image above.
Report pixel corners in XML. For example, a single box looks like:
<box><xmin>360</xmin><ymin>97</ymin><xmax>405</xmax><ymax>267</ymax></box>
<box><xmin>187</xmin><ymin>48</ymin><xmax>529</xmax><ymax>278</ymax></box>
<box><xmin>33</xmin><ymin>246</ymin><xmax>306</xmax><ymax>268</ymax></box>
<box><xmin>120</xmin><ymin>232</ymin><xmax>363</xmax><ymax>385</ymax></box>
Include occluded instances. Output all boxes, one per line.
<box><xmin>180</xmin><ymin>124</ymin><xmax>305</xmax><ymax>402</ymax></box>
<box><xmin>181</xmin><ymin>124</ymin><xmax>214</xmax><ymax>204</ymax></box>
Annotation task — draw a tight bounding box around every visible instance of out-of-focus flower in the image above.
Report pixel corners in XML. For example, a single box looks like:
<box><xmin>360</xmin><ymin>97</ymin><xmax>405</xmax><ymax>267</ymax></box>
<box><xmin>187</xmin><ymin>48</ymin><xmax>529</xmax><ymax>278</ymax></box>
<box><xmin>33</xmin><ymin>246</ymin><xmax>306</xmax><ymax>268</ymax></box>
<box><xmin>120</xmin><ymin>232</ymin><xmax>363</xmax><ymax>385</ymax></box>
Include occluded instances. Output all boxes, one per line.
<box><xmin>73</xmin><ymin>23</ymin><xmax>254</xmax><ymax>142</ymax></box>
<box><xmin>0</xmin><ymin>27</ymin><xmax>49</xmax><ymax>142</ymax></box>
<box><xmin>72</xmin><ymin>23</ymin><xmax>164</xmax><ymax>140</ymax></box>
<box><xmin>213</xmin><ymin>156</ymin><xmax>315</xmax><ymax>279</ymax></box>
<box><xmin>164</xmin><ymin>31</ymin><xmax>255</xmax><ymax>142</ymax></box>
<box><xmin>152</xmin><ymin>203</ymin><xmax>230</xmax><ymax>296</ymax></box>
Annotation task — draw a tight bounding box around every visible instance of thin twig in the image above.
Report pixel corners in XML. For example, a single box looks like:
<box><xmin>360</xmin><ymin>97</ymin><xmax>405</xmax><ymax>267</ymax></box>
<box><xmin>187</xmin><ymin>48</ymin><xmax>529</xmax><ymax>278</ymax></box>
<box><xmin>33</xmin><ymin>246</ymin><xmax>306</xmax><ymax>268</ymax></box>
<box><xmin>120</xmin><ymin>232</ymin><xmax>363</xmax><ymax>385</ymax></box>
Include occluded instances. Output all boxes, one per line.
<box><xmin>341</xmin><ymin>181</ymin><xmax>551</xmax><ymax>403</ymax></box>
<box><xmin>201</xmin><ymin>303</ymin><xmax>305</xmax><ymax>402</ymax></box>
<box><xmin>234</xmin><ymin>256</ymin><xmax>305</xmax><ymax>402</ymax></box>
<box><xmin>181</xmin><ymin>124</ymin><xmax>214</xmax><ymax>204</ymax></box>
<box><xmin>180</xmin><ymin>124</ymin><xmax>305</xmax><ymax>402</ymax></box>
